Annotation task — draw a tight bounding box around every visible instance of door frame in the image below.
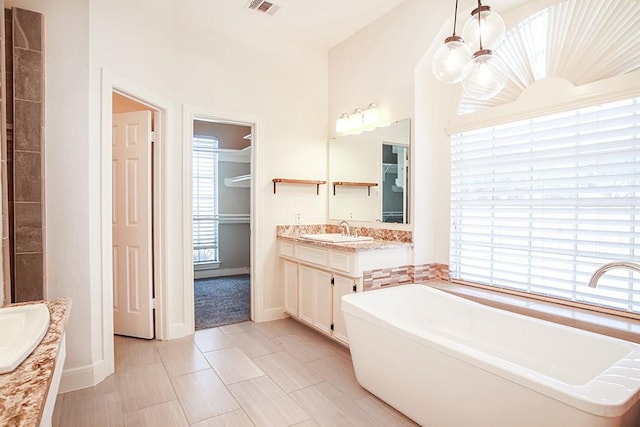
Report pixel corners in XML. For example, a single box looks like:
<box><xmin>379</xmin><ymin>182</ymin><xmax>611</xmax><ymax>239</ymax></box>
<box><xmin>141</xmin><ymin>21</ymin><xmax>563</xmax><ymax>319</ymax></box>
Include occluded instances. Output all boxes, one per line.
<box><xmin>100</xmin><ymin>69</ymin><xmax>170</xmax><ymax>379</ymax></box>
<box><xmin>183</xmin><ymin>105</ymin><xmax>262</xmax><ymax>325</ymax></box>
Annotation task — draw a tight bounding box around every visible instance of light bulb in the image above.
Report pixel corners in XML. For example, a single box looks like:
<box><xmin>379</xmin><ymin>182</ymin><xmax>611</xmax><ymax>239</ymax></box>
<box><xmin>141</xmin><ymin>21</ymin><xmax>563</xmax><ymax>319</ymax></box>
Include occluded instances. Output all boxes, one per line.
<box><xmin>349</xmin><ymin>109</ymin><xmax>363</xmax><ymax>130</ymax></box>
<box><xmin>462</xmin><ymin>49</ymin><xmax>507</xmax><ymax>100</ymax></box>
<box><xmin>336</xmin><ymin>113</ymin><xmax>349</xmax><ymax>133</ymax></box>
<box><xmin>462</xmin><ymin>5</ymin><xmax>505</xmax><ymax>51</ymax></box>
<box><xmin>432</xmin><ymin>35</ymin><xmax>473</xmax><ymax>84</ymax></box>
<box><xmin>362</xmin><ymin>104</ymin><xmax>379</xmax><ymax>125</ymax></box>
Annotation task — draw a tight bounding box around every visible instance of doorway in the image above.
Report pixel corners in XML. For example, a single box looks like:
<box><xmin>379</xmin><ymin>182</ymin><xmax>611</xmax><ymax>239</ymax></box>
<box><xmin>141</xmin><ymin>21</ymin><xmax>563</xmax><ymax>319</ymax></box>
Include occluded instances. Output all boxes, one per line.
<box><xmin>191</xmin><ymin>119</ymin><xmax>252</xmax><ymax>330</ymax></box>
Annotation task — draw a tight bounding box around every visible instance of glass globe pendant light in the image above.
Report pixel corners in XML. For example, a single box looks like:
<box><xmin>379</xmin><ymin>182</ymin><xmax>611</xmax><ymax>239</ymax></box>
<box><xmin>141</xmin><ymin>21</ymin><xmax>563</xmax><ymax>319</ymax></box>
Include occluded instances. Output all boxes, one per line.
<box><xmin>462</xmin><ymin>1</ymin><xmax>505</xmax><ymax>51</ymax></box>
<box><xmin>432</xmin><ymin>0</ymin><xmax>472</xmax><ymax>84</ymax></box>
<box><xmin>462</xmin><ymin>49</ymin><xmax>507</xmax><ymax>99</ymax></box>
<box><xmin>462</xmin><ymin>0</ymin><xmax>507</xmax><ymax>100</ymax></box>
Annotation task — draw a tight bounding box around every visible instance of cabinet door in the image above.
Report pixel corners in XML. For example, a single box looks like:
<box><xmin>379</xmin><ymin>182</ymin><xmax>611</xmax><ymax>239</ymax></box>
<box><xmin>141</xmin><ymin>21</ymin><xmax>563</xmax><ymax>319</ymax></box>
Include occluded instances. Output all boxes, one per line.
<box><xmin>314</xmin><ymin>270</ymin><xmax>333</xmax><ymax>335</ymax></box>
<box><xmin>298</xmin><ymin>265</ymin><xmax>315</xmax><ymax>326</ymax></box>
<box><xmin>298</xmin><ymin>265</ymin><xmax>333</xmax><ymax>335</ymax></box>
<box><xmin>332</xmin><ymin>275</ymin><xmax>355</xmax><ymax>344</ymax></box>
<box><xmin>283</xmin><ymin>260</ymin><xmax>298</xmax><ymax>316</ymax></box>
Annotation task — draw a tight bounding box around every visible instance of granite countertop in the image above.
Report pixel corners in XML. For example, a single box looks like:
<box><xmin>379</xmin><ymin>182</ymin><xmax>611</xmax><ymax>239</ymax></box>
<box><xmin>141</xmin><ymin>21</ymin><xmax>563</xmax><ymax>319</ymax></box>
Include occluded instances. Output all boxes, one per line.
<box><xmin>276</xmin><ymin>224</ymin><xmax>413</xmax><ymax>252</ymax></box>
<box><xmin>0</xmin><ymin>298</ymin><xmax>72</xmax><ymax>427</ymax></box>
<box><xmin>277</xmin><ymin>234</ymin><xmax>413</xmax><ymax>252</ymax></box>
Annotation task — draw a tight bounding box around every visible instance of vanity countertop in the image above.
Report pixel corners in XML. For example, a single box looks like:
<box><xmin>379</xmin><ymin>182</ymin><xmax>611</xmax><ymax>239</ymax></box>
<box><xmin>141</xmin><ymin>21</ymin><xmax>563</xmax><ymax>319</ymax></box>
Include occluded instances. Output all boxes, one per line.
<box><xmin>277</xmin><ymin>234</ymin><xmax>413</xmax><ymax>252</ymax></box>
<box><xmin>277</xmin><ymin>224</ymin><xmax>413</xmax><ymax>253</ymax></box>
<box><xmin>0</xmin><ymin>298</ymin><xmax>71</xmax><ymax>427</ymax></box>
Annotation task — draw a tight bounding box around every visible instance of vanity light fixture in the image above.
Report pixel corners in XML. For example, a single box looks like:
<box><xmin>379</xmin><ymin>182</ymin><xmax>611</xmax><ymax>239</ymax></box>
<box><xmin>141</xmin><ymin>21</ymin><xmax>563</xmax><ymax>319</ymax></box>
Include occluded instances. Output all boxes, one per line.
<box><xmin>432</xmin><ymin>0</ymin><xmax>507</xmax><ymax>99</ymax></box>
<box><xmin>335</xmin><ymin>103</ymin><xmax>379</xmax><ymax>133</ymax></box>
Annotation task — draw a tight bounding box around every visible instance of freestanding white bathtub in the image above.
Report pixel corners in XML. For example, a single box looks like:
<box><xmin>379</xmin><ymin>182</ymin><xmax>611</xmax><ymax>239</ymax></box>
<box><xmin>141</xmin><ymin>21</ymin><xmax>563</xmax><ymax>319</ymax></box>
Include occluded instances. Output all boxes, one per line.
<box><xmin>342</xmin><ymin>284</ymin><xmax>640</xmax><ymax>427</ymax></box>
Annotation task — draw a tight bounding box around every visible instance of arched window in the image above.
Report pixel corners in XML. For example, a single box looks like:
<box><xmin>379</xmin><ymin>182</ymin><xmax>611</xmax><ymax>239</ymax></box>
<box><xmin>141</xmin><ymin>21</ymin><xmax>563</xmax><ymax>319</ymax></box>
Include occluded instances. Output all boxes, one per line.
<box><xmin>458</xmin><ymin>0</ymin><xmax>640</xmax><ymax>114</ymax></box>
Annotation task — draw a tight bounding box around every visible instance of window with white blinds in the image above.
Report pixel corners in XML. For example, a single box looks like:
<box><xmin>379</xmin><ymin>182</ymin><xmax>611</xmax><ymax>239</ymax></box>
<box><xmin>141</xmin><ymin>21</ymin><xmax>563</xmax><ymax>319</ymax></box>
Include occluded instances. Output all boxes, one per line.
<box><xmin>450</xmin><ymin>96</ymin><xmax>640</xmax><ymax>314</ymax></box>
<box><xmin>192</xmin><ymin>136</ymin><xmax>219</xmax><ymax>264</ymax></box>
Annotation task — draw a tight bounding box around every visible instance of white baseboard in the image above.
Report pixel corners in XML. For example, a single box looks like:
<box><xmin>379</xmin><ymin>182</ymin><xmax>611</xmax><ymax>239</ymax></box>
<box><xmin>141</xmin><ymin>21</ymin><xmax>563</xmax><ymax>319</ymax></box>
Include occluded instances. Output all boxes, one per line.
<box><xmin>259</xmin><ymin>306</ymin><xmax>288</xmax><ymax>323</ymax></box>
<box><xmin>58</xmin><ymin>358</ymin><xmax>113</xmax><ymax>394</ymax></box>
<box><xmin>194</xmin><ymin>266</ymin><xmax>250</xmax><ymax>279</ymax></box>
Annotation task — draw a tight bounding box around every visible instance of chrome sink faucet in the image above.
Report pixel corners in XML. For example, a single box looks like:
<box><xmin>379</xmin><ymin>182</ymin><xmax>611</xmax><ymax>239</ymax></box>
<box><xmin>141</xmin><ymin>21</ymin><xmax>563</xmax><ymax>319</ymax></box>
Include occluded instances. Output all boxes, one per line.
<box><xmin>588</xmin><ymin>261</ymin><xmax>640</xmax><ymax>287</ymax></box>
<box><xmin>337</xmin><ymin>220</ymin><xmax>351</xmax><ymax>237</ymax></box>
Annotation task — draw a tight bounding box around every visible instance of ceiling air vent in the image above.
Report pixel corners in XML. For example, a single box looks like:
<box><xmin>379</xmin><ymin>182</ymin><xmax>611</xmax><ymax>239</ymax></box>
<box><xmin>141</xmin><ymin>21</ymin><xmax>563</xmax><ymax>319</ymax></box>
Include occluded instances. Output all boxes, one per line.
<box><xmin>246</xmin><ymin>0</ymin><xmax>280</xmax><ymax>15</ymax></box>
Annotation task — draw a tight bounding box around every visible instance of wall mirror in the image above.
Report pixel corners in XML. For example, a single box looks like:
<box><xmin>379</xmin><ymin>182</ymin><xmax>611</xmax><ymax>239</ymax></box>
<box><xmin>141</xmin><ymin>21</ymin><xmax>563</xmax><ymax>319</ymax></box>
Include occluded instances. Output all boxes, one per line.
<box><xmin>329</xmin><ymin>118</ymin><xmax>410</xmax><ymax>224</ymax></box>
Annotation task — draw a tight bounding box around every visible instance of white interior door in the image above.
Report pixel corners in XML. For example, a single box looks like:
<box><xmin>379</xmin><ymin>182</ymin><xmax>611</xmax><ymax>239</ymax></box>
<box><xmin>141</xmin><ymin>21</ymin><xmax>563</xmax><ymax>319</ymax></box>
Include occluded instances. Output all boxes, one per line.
<box><xmin>112</xmin><ymin>111</ymin><xmax>154</xmax><ymax>339</ymax></box>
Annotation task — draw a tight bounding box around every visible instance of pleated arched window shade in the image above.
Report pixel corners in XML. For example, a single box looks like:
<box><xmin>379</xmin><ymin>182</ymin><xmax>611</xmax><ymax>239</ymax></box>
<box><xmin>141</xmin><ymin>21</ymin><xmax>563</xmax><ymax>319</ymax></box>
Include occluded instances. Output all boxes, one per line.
<box><xmin>458</xmin><ymin>0</ymin><xmax>640</xmax><ymax>114</ymax></box>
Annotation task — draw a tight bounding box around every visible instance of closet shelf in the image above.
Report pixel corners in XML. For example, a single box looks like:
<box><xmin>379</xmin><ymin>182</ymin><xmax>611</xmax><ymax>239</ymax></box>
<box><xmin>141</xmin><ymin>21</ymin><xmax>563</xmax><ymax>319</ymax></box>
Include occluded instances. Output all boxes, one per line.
<box><xmin>272</xmin><ymin>178</ymin><xmax>326</xmax><ymax>195</ymax></box>
<box><xmin>332</xmin><ymin>181</ymin><xmax>378</xmax><ymax>196</ymax></box>
<box><xmin>224</xmin><ymin>174</ymin><xmax>251</xmax><ymax>188</ymax></box>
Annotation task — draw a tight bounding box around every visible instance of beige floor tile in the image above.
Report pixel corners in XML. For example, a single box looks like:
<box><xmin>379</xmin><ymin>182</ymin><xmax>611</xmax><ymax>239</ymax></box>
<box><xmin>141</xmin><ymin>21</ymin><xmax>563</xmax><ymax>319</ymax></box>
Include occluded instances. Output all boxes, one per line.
<box><xmin>52</xmin><ymin>394</ymin><xmax>64</xmax><ymax>427</ymax></box>
<box><xmin>290</xmin><ymin>381</ymin><xmax>380</xmax><ymax>426</ymax></box>
<box><xmin>157</xmin><ymin>340</ymin><xmax>210</xmax><ymax>377</ymax></box>
<box><xmin>57</xmin><ymin>391</ymin><xmax>124</xmax><ymax>427</ymax></box>
<box><xmin>118</xmin><ymin>362</ymin><xmax>176</xmax><ymax>413</ymax></box>
<box><xmin>123</xmin><ymin>400</ymin><xmax>188</xmax><ymax>427</ymax></box>
<box><xmin>307</xmin><ymin>355</ymin><xmax>367</xmax><ymax>399</ymax></box>
<box><xmin>114</xmin><ymin>335</ymin><xmax>161</xmax><ymax>372</ymax></box>
<box><xmin>190</xmin><ymin>409</ymin><xmax>255</xmax><ymax>427</ymax></box>
<box><xmin>275</xmin><ymin>333</ymin><xmax>336</xmax><ymax>363</ymax></box>
<box><xmin>219</xmin><ymin>321</ymin><xmax>254</xmax><ymax>334</ymax></box>
<box><xmin>204</xmin><ymin>346</ymin><xmax>265</xmax><ymax>384</ymax></box>
<box><xmin>354</xmin><ymin>394</ymin><xmax>419</xmax><ymax>426</ymax></box>
<box><xmin>252</xmin><ymin>318</ymin><xmax>307</xmax><ymax>338</ymax></box>
<box><xmin>225</xmin><ymin>328</ymin><xmax>280</xmax><ymax>358</ymax></box>
<box><xmin>228</xmin><ymin>376</ymin><xmax>309</xmax><ymax>427</ymax></box>
<box><xmin>292</xmin><ymin>419</ymin><xmax>322</xmax><ymax>427</ymax></box>
<box><xmin>171</xmin><ymin>369</ymin><xmax>240</xmax><ymax>424</ymax></box>
<box><xmin>194</xmin><ymin>327</ymin><xmax>236</xmax><ymax>353</ymax></box>
<box><xmin>253</xmin><ymin>351</ymin><xmax>323</xmax><ymax>393</ymax></box>
<box><xmin>63</xmin><ymin>373</ymin><xmax>121</xmax><ymax>403</ymax></box>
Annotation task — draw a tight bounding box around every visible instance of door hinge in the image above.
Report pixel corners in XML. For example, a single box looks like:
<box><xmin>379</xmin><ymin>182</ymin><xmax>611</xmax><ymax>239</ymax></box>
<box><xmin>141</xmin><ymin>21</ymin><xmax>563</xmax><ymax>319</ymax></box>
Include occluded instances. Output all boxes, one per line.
<box><xmin>331</xmin><ymin>277</ymin><xmax>335</xmax><ymax>285</ymax></box>
<box><xmin>151</xmin><ymin>298</ymin><xmax>156</xmax><ymax>310</ymax></box>
<box><xmin>330</xmin><ymin>323</ymin><xmax>334</xmax><ymax>331</ymax></box>
<box><xmin>352</xmin><ymin>285</ymin><xmax>357</xmax><ymax>292</ymax></box>
<box><xmin>151</xmin><ymin>131</ymin><xmax>156</xmax><ymax>143</ymax></box>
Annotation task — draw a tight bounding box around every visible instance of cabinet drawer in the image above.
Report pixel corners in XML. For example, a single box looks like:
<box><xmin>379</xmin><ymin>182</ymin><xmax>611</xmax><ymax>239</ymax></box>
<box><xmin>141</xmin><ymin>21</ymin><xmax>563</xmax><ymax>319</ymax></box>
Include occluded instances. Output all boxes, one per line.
<box><xmin>280</xmin><ymin>241</ymin><xmax>295</xmax><ymax>257</ymax></box>
<box><xmin>329</xmin><ymin>251</ymin><xmax>354</xmax><ymax>274</ymax></box>
<box><xmin>295</xmin><ymin>244</ymin><xmax>328</xmax><ymax>267</ymax></box>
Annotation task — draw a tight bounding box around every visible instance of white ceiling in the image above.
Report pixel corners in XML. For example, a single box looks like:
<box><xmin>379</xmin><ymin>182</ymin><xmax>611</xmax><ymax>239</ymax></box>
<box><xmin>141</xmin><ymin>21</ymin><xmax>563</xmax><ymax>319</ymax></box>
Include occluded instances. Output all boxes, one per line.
<box><xmin>227</xmin><ymin>0</ymin><xmax>408</xmax><ymax>50</ymax></box>
<box><xmin>183</xmin><ymin>0</ymin><xmax>530</xmax><ymax>52</ymax></box>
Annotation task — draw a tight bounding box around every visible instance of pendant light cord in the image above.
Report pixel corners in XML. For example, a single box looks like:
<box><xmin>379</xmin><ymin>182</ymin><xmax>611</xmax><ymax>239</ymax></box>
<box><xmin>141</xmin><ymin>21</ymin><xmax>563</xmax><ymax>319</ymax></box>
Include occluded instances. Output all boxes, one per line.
<box><xmin>452</xmin><ymin>0</ymin><xmax>460</xmax><ymax>35</ymax></box>
<box><xmin>477</xmin><ymin>0</ymin><xmax>483</xmax><ymax>49</ymax></box>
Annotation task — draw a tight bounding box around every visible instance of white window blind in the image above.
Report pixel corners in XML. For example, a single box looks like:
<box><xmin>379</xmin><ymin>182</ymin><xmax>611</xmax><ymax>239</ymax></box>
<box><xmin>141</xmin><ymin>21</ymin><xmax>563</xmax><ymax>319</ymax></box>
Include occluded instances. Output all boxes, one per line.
<box><xmin>450</xmin><ymin>97</ymin><xmax>640</xmax><ymax>314</ymax></box>
<box><xmin>192</xmin><ymin>136</ymin><xmax>219</xmax><ymax>264</ymax></box>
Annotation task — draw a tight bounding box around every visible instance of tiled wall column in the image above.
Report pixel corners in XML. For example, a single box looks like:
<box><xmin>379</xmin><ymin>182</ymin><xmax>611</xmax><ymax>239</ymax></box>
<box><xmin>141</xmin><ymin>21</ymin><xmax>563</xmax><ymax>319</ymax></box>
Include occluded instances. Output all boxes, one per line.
<box><xmin>0</xmin><ymin>3</ymin><xmax>7</xmax><ymax>304</ymax></box>
<box><xmin>11</xmin><ymin>8</ymin><xmax>44</xmax><ymax>302</ymax></box>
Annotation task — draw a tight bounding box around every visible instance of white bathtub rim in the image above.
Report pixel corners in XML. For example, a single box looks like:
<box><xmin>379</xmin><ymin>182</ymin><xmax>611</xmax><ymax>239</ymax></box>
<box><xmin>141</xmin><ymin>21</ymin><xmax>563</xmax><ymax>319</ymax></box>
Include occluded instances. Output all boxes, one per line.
<box><xmin>342</xmin><ymin>284</ymin><xmax>640</xmax><ymax>418</ymax></box>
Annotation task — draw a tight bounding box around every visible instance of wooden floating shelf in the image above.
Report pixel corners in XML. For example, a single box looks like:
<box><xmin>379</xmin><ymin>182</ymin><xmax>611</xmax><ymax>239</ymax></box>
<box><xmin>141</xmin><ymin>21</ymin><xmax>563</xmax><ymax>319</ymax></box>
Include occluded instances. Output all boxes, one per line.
<box><xmin>332</xmin><ymin>181</ymin><xmax>379</xmax><ymax>196</ymax></box>
<box><xmin>272</xmin><ymin>178</ymin><xmax>327</xmax><ymax>195</ymax></box>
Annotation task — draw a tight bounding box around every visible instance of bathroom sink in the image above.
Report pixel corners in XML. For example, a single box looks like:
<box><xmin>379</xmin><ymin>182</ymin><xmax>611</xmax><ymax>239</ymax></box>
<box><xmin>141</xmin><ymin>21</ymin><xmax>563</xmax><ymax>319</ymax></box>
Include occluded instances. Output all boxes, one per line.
<box><xmin>0</xmin><ymin>303</ymin><xmax>50</xmax><ymax>374</ymax></box>
<box><xmin>300</xmin><ymin>233</ymin><xmax>374</xmax><ymax>243</ymax></box>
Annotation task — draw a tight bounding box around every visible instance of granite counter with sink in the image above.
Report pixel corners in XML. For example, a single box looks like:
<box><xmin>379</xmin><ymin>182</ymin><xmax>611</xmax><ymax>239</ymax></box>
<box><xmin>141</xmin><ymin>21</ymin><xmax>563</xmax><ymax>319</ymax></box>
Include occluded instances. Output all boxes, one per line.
<box><xmin>277</xmin><ymin>224</ymin><xmax>413</xmax><ymax>252</ymax></box>
<box><xmin>0</xmin><ymin>298</ymin><xmax>71</xmax><ymax>427</ymax></box>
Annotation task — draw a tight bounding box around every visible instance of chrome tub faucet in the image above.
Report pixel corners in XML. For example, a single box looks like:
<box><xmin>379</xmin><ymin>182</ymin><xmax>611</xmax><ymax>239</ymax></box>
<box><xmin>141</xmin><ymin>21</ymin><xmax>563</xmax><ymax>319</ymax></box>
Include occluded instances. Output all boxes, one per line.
<box><xmin>588</xmin><ymin>262</ymin><xmax>640</xmax><ymax>287</ymax></box>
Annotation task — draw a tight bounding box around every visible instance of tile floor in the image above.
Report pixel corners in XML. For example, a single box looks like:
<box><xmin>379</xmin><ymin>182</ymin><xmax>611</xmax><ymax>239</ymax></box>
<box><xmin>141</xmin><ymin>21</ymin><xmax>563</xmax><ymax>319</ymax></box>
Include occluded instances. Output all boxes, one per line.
<box><xmin>53</xmin><ymin>318</ymin><xmax>418</xmax><ymax>426</ymax></box>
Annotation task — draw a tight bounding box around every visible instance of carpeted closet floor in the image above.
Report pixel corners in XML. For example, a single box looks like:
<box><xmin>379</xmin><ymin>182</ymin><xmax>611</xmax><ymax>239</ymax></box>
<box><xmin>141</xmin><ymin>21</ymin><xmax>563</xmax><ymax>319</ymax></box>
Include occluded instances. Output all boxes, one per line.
<box><xmin>194</xmin><ymin>274</ymin><xmax>250</xmax><ymax>330</ymax></box>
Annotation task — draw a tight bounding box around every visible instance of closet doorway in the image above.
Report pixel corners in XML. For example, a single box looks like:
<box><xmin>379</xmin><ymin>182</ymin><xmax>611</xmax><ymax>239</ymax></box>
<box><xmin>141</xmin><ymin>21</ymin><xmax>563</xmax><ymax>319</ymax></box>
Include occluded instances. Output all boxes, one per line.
<box><xmin>192</xmin><ymin>119</ymin><xmax>252</xmax><ymax>330</ymax></box>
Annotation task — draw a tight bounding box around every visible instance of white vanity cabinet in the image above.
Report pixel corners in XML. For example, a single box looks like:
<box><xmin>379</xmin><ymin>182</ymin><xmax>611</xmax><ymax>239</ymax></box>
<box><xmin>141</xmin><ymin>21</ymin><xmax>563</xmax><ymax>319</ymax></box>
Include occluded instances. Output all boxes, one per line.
<box><xmin>279</xmin><ymin>239</ymin><xmax>410</xmax><ymax>346</ymax></box>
